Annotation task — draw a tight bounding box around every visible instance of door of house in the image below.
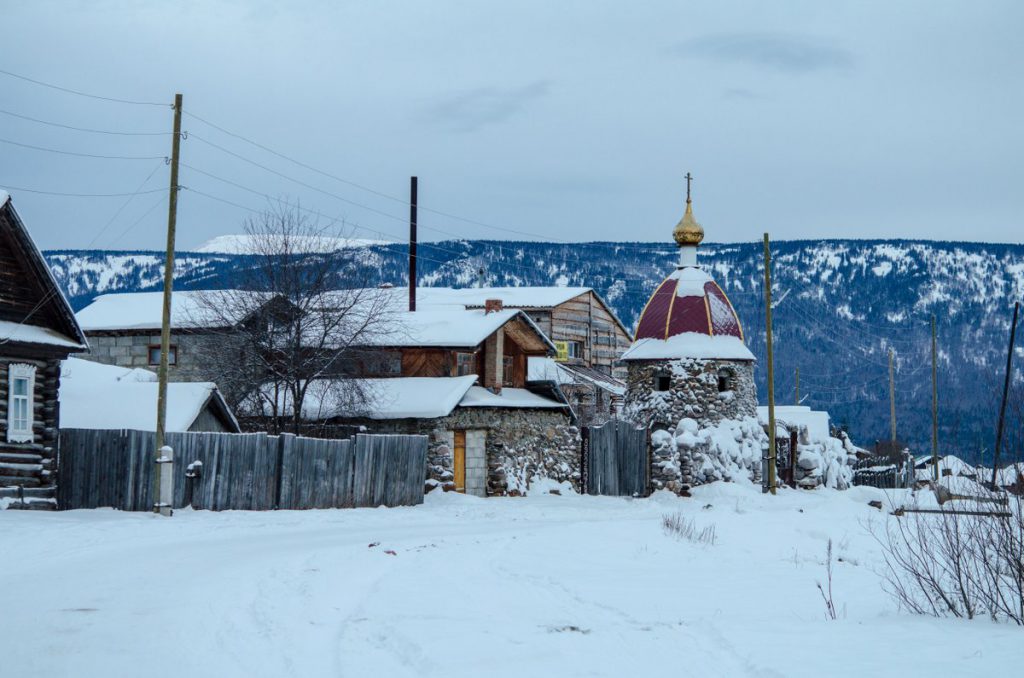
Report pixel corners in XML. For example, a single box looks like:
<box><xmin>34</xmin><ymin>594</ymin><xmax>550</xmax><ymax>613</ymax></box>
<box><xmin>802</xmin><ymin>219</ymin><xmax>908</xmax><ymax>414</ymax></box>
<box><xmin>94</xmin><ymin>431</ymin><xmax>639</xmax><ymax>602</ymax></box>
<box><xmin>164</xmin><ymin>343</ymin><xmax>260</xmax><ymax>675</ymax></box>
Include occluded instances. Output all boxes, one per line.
<box><xmin>453</xmin><ymin>430</ymin><xmax>466</xmax><ymax>493</ymax></box>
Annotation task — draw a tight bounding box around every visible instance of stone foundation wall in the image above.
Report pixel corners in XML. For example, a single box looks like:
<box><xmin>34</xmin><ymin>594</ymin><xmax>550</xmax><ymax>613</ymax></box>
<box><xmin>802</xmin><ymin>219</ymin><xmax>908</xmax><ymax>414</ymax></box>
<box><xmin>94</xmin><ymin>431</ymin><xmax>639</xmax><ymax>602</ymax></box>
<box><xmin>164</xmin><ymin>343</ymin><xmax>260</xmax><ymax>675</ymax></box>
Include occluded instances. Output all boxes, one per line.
<box><xmin>623</xmin><ymin>358</ymin><xmax>757</xmax><ymax>429</ymax></box>
<box><xmin>341</xmin><ymin>406</ymin><xmax>580</xmax><ymax>497</ymax></box>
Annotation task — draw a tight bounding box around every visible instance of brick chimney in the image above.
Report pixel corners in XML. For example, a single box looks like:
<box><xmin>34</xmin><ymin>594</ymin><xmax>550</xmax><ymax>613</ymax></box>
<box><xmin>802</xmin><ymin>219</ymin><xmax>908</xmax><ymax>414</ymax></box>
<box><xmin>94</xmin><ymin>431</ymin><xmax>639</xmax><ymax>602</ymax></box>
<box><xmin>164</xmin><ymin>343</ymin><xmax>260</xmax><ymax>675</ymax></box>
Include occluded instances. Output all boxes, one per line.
<box><xmin>484</xmin><ymin>298</ymin><xmax>503</xmax><ymax>314</ymax></box>
<box><xmin>483</xmin><ymin>328</ymin><xmax>504</xmax><ymax>394</ymax></box>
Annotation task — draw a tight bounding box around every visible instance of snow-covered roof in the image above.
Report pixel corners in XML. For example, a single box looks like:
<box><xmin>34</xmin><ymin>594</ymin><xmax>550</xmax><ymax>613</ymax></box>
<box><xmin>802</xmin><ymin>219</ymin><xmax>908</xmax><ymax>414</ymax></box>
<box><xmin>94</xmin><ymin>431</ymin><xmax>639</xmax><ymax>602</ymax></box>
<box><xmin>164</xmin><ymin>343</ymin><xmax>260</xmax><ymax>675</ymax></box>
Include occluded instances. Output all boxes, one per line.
<box><xmin>757</xmin><ymin>406</ymin><xmax>831</xmax><ymax>442</ymax></box>
<box><xmin>76</xmin><ymin>290</ymin><xmax>277</xmax><ymax>331</ymax></box>
<box><xmin>377</xmin><ymin>309</ymin><xmax>552</xmax><ymax>349</ymax></box>
<box><xmin>620</xmin><ymin>333</ymin><xmax>756</xmax><ymax>361</ymax></box>
<box><xmin>0</xmin><ymin>319</ymin><xmax>86</xmax><ymax>349</ymax></box>
<box><xmin>59</xmin><ymin>358</ymin><xmax>239</xmax><ymax>432</ymax></box>
<box><xmin>274</xmin><ymin>376</ymin><xmax>477</xmax><ymax>420</ymax></box>
<box><xmin>459</xmin><ymin>386</ymin><xmax>568</xmax><ymax>409</ymax></box>
<box><xmin>527</xmin><ymin>357</ymin><xmax>626</xmax><ymax>395</ymax></box>
<box><xmin>372</xmin><ymin>286</ymin><xmax>592</xmax><ymax>311</ymax></box>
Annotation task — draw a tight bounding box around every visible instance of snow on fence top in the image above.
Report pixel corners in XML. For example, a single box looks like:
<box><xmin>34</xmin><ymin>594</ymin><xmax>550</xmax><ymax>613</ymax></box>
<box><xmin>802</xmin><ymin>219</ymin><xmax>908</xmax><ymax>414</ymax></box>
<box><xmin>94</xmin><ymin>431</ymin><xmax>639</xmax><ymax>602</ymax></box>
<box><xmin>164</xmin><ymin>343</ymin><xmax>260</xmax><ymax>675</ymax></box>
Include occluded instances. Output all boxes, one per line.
<box><xmin>757</xmin><ymin>405</ymin><xmax>831</xmax><ymax>442</ymax></box>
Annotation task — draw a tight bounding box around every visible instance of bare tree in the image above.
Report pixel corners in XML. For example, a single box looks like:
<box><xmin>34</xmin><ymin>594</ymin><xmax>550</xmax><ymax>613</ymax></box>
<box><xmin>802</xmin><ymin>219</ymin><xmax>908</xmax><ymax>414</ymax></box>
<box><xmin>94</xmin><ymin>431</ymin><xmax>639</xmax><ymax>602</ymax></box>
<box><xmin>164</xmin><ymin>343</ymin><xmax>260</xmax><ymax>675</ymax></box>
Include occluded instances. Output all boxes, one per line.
<box><xmin>191</xmin><ymin>202</ymin><xmax>396</xmax><ymax>434</ymax></box>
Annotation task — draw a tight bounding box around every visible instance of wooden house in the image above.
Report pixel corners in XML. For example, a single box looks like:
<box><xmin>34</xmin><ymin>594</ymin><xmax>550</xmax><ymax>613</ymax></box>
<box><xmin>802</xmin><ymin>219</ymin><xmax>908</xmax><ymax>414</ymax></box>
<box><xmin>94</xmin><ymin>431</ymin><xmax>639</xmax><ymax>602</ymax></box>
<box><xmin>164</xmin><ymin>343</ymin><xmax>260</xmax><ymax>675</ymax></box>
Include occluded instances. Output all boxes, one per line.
<box><xmin>266</xmin><ymin>304</ymin><xmax>581</xmax><ymax>497</ymax></box>
<box><xmin>371</xmin><ymin>286</ymin><xmax>633</xmax><ymax>423</ymax></box>
<box><xmin>0</xmin><ymin>193</ymin><xmax>88</xmax><ymax>509</ymax></box>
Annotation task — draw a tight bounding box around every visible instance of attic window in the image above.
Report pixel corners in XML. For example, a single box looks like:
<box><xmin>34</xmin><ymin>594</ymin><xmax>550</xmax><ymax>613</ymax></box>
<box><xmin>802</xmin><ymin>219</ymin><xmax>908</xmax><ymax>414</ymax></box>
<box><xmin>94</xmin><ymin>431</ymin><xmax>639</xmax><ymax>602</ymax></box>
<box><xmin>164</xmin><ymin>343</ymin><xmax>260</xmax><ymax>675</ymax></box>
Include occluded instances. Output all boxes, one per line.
<box><xmin>653</xmin><ymin>370</ymin><xmax>671</xmax><ymax>392</ymax></box>
<box><xmin>7</xmin><ymin>363</ymin><xmax>36</xmax><ymax>443</ymax></box>
<box><xmin>717</xmin><ymin>367</ymin><xmax>733</xmax><ymax>393</ymax></box>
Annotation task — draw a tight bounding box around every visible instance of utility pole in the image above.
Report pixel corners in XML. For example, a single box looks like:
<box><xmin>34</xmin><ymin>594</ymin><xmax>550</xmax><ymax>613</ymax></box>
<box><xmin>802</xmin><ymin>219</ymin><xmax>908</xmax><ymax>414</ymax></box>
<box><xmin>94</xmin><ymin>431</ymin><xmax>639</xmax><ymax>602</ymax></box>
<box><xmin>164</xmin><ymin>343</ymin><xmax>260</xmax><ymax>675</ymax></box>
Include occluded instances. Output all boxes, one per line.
<box><xmin>931</xmin><ymin>314</ymin><xmax>939</xmax><ymax>482</ymax></box>
<box><xmin>888</xmin><ymin>348</ymin><xmax>896</xmax><ymax>443</ymax></box>
<box><xmin>795</xmin><ymin>367</ymin><xmax>800</xmax><ymax>405</ymax></box>
<box><xmin>763</xmin><ymin>233</ymin><xmax>777</xmax><ymax>495</ymax></box>
<box><xmin>992</xmin><ymin>301</ymin><xmax>1020</xmax><ymax>489</ymax></box>
<box><xmin>408</xmin><ymin>176</ymin><xmax>418</xmax><ymax>312</ymax></box>
<box><xmin>154</xmin><ymin>93</ymin><xmax>182</xmax><ymax>516</ymax></box>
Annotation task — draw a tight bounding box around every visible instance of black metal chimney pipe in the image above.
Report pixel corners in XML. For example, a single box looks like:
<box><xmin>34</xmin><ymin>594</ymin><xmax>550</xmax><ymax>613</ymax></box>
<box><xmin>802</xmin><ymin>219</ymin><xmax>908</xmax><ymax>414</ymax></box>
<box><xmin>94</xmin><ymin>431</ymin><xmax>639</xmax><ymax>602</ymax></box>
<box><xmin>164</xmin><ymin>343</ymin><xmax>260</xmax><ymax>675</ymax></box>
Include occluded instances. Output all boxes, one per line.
<box><xmin>409</xmin><ymin>176</ymin><xmax>417</xmax><ymax>312</ymax></box>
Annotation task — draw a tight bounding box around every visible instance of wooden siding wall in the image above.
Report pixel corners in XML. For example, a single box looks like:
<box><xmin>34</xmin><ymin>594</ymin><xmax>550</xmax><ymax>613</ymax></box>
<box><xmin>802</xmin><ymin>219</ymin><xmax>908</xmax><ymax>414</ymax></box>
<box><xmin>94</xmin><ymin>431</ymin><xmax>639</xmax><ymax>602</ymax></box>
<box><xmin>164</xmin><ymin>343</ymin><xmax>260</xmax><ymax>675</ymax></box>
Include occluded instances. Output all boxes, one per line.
<box><xmin>0</xmin><ymin>357</ymin><xmax>61</xmax><ymax>491</ymax></box>
<box><xmin>548</xmin><ymin>292</ymin><xmax>632</xmax><ymax>377</ymax></box>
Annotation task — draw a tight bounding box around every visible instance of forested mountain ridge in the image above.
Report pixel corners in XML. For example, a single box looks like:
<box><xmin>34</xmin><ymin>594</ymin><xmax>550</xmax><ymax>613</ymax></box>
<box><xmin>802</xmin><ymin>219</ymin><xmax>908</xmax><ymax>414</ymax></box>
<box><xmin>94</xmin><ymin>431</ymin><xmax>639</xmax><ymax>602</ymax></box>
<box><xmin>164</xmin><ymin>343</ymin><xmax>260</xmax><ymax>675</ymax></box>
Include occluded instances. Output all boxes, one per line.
<box><xmin>43</xmin><ymin>238</ymin><xmax>1024</xmax><ymax>464</ymax></box>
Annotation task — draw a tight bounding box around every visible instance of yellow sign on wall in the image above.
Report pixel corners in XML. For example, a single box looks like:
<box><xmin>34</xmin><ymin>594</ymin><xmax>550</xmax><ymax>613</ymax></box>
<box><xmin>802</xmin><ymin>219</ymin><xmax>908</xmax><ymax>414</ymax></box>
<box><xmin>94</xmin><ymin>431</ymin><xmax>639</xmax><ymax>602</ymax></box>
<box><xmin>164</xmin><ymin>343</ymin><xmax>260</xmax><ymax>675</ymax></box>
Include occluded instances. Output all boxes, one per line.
<box><xmin>554</xmin><ymin>341</ymin><xmax>569</xmax><ymax>362</ymax></box>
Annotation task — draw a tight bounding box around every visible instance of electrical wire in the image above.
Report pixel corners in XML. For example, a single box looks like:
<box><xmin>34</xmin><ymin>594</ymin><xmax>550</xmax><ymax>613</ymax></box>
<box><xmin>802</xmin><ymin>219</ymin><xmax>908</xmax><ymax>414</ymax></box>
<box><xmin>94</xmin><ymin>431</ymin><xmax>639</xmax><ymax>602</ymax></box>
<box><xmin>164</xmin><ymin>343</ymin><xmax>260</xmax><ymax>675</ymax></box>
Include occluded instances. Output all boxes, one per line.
<box><xmin>0</xmin><ymin>108</ymin><xmax>171</xmax><ymax>136</ymax></box>
<box><xmin>0</xmin><ymin>184</ymin><xmax>168</xmax><ymax>198</ymax></box>
<box><xmin>0</xmin><ymin>137</ymin><xmax>166</xmax><ymax>161</ymax></box>
<box><xmin>0</xmin><ymin>68</ymin><xmax>170</xmax><ymax>107</ymax></box>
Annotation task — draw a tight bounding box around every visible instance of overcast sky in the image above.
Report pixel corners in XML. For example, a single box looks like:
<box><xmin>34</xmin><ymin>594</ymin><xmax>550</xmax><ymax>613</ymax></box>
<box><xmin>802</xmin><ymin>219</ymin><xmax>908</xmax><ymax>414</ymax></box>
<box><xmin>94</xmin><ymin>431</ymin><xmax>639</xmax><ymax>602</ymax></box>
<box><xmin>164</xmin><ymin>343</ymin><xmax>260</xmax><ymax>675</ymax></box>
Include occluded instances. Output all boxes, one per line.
<box><xmin>2</xmin><ymin>0</ymin><xmax>1022</xmax><ymax>250</ymax></box>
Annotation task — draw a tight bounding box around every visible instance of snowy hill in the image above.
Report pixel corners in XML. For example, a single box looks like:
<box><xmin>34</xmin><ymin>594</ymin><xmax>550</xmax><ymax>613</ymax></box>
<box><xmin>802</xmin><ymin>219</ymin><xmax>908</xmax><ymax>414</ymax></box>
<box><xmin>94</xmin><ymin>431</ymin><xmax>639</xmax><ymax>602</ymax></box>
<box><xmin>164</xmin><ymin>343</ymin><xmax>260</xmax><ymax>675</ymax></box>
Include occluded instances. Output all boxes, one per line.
<box><xmin>193</xmin><ymin>233</ymin><xmax>389</xmax><ymax>254</ymax></box>
<box><xmin>43</xmin><ymin>238</ymin><xmax>1024</xmax><ymax>462</ymax></box>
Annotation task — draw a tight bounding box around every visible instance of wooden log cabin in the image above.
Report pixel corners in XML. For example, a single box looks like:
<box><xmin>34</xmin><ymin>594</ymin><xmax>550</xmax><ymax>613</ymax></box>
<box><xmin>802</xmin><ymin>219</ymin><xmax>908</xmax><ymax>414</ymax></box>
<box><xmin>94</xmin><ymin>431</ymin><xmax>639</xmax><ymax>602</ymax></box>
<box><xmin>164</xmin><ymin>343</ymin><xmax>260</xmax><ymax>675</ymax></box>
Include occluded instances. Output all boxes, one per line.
<box><xmin>0</xmin><ymin>193</ymin><xmax>88</xmax><ymax>510</ymax></box>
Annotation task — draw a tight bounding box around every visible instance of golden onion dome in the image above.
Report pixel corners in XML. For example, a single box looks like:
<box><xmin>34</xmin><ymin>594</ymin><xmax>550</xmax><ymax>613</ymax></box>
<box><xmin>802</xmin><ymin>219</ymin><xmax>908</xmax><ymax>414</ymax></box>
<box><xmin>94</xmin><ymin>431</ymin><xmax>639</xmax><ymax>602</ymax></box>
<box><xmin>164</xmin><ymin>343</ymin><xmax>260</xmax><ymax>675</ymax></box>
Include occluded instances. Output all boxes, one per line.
<box><xmin>673</xmin><ymin>200</ymin><xmax>704</xmax><ymax>247</ymax></box>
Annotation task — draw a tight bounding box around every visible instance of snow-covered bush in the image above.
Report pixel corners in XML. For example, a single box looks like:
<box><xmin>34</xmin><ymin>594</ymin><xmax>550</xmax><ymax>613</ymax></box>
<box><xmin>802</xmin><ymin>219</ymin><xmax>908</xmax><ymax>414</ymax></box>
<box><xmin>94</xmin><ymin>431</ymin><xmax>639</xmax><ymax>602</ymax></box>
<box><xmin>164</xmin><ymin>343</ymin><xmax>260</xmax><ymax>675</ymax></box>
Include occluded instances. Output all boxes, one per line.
<box><xmin>676</xmin><ymin>416</ymin><xmax>766</xmax><ymax>485</ymax></box>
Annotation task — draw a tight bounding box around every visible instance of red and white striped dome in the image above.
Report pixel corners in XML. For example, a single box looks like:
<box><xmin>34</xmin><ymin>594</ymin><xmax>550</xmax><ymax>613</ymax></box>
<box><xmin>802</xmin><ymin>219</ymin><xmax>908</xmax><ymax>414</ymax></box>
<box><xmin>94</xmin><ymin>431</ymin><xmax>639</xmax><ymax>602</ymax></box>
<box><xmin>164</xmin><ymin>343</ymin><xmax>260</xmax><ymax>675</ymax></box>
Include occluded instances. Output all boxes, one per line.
<box><xmin>621</xmin><ymin>266</ymin><xmax>755</xmax><ymax>361</ymax></box>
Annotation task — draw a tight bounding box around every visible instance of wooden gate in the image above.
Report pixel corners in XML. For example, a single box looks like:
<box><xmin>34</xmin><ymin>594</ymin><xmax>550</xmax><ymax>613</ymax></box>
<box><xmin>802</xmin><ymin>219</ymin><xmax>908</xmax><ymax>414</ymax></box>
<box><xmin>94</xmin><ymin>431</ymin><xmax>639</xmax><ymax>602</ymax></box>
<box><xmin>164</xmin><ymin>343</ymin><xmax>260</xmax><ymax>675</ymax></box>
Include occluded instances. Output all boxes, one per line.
<box><xmin>582</xmin><ymin>419</ymin><xmax>648</xmax><ymax>496</ymax></box>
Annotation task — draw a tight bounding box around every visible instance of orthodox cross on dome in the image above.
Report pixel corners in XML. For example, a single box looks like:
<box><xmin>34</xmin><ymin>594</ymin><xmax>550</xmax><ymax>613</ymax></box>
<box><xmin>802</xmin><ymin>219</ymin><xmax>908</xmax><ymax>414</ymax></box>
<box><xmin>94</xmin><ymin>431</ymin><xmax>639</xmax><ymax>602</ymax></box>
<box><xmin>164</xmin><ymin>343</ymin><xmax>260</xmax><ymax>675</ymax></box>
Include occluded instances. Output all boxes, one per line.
<box><xmin>673</xmin><ymin>171</ymin><xmax>704</xmax><ymax>250</ymax></box>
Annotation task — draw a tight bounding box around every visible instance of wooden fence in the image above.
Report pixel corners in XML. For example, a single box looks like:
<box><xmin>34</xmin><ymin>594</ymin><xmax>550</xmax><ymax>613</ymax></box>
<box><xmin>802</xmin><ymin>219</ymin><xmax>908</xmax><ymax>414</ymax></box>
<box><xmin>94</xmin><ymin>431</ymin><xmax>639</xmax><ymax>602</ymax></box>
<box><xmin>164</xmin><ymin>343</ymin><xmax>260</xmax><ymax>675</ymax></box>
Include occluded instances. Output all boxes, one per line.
<box><xmin>582</xmin><ymin>419</ymin><xmax>648</xmax><ymax>497</ymax></box>
<box><xmin>57</xmin><ymin>429</ymin><xmax>428</xmax><ymax>511</ymax></box>
<box><xmin>852</xmin><ymin>455</ymin><xmax>913</xmax><ymax>490</ymax></box>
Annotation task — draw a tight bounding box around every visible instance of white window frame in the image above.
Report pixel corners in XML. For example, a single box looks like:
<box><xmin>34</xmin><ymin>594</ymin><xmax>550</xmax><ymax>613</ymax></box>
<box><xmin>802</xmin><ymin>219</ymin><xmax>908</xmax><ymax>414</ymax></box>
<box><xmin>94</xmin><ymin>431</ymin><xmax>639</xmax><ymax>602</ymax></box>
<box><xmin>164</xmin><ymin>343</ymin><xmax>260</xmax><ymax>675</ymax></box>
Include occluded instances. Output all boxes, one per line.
<box><xmin>7</xmin><ymin>363</ymin><xmax>36</xmax><ymax>443</ymax></box>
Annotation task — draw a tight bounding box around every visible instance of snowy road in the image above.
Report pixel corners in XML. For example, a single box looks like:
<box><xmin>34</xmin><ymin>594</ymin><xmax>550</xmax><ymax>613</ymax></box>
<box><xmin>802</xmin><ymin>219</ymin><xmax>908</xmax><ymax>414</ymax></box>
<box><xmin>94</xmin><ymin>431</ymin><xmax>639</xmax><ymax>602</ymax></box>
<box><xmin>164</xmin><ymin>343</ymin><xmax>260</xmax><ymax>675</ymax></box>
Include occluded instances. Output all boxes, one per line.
<box><xmin>1</xmin><ymin>483</ymin><xmax>1019</xmax><ymax>677</ymax></box>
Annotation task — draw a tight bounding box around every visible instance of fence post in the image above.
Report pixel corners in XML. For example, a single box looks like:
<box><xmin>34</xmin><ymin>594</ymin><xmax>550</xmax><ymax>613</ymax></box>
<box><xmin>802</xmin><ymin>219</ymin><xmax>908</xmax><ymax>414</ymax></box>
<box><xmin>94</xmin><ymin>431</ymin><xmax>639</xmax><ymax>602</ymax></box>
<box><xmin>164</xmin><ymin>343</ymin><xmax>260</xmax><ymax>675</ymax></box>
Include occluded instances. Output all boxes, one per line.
<box><xmin>580</xmin><ymin>426</ymin><xmax>590</xmax><ymax>495</ymax></box>
<box><xmin>275</xmin><ymin>433</ymin><xmax>294</xmax><ymax>510</ymax></box>
<box><xmin>155</xmin><ymin>445</ymin><xmax>174</xmax><ymax>517</ymax></box>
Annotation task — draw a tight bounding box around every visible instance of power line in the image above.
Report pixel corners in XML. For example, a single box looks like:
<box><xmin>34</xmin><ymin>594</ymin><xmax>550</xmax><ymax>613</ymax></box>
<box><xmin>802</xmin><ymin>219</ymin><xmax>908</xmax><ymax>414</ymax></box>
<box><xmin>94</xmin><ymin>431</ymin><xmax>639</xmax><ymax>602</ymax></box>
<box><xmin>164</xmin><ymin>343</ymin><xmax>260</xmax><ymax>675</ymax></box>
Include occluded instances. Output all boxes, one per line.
<box><xmin>183</xmin><ymin>108</ymin><xmax>672</xmax><ymax>249</ymax></box>
<box><xmin>0</xmin><ymin>184</ymin><xmax>168</xmax><ymax>198</ymax></box>
<box><xmin>0</xmin><ymin>137</ymin><xmax>167</xmax><ymax>161</ymax></box>
<box><xmin>88</xmin><ymin>162</ymin><xmax>166</xmax><ymax>247</ymax></box>
<box><xmin>0</xmin><ymin>68</ymin><xmax>169</xmax><ymax>107</ymax></box>
<box><xmin>109</xmin><ymin>193</ymin><xmax>168</xmax><ymax>247</ymax></box>
<box><xmin>0</xmin><ymin>108</ymin><xmax>171</xmax><ymax>136</ymax></box>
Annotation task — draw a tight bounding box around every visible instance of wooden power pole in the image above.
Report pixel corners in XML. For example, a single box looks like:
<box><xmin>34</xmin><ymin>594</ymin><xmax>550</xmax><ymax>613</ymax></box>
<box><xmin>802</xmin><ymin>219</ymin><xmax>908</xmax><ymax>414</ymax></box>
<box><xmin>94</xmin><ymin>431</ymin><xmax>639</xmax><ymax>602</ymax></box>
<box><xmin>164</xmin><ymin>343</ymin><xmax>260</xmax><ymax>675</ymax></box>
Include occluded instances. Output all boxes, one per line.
<box><xmin>408</xmin><ymin>176</ymin><xmax>418</xmax><ymax>312</ymax></box>
<box><xmin>763</xmin><ymin>233</ymin><xmax>777</xmax><ymax>495</ymax></box>
<box><xmin>888</xmin><ymin>348</ymin><xmax>896</xmax><ymax>443</ymax></box>
<box><xmin>931</xmin><ymin>314</ymin><xmax>939</xmax><ymax>482</ymax></box>
<box><xmin>154</xmin><ymin>93</ymin><xmax>182</xmax><ymax>516</ymax></box>
<box><xmin>992</xmin><ymin>301</ymin><xmax>1020</xmax><ymax>489</ymax></box>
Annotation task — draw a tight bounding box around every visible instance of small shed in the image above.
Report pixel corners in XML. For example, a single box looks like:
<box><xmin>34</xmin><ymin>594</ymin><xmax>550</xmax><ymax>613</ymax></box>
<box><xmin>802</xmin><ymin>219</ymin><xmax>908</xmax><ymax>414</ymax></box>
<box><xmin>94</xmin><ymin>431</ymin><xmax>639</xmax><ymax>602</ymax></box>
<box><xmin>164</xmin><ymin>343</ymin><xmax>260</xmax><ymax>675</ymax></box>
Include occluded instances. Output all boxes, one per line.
<box><xmin>59</xmin><ymin>357</ymin><xmax>240</xmax><ymax>433</ymax></box>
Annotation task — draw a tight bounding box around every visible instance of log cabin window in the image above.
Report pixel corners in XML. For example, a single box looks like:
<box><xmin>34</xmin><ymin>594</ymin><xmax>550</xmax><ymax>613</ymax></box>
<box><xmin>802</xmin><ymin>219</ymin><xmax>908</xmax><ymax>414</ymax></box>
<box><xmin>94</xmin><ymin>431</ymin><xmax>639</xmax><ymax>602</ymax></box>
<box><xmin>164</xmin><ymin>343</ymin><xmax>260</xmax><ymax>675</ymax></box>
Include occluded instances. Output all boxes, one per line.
<box><xmin>502</xmin><ymin>355</ymin><xmax>515</xmax><ymax>386</ymax></box>
<box><xmin>7</xmin><ymin>363</ymin><xmax>35</xmax><ymax>443</ymax></box>
<box><xmin>653</xmin><ymin>369</ymin><xmax>671</xmax><ymax>392</ymax></box>
<box><xmin>148</xmin><ymin>344</ymin><xmax>177</xmax><ymax>366</ymax></box>
<box><xmin>456</xmin><ymin>352</ymin><xmax>476</xmax><ymax>377</ymax></box>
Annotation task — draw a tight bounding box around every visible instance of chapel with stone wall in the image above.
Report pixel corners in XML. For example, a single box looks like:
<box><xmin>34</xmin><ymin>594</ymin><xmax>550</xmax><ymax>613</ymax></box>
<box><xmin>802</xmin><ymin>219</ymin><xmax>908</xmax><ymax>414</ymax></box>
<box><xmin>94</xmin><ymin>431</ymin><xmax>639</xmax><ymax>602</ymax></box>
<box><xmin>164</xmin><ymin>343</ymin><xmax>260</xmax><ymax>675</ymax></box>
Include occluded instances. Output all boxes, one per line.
<box><xmin>621</xmin><ymin>180</ymin><xmax>764</xmax><ymax>493</ymax></box>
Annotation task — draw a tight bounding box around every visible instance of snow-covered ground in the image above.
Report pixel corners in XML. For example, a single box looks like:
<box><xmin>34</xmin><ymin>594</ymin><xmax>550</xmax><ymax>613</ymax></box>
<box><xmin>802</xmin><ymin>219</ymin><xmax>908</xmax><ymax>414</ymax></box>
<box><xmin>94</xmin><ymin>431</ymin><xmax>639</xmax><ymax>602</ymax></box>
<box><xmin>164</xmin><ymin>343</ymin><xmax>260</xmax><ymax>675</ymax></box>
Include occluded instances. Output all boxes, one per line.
<box><xmin>1</xmin><ymin>483</ymin><xmax>1019</xmax><ymax>677</ymax></box>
